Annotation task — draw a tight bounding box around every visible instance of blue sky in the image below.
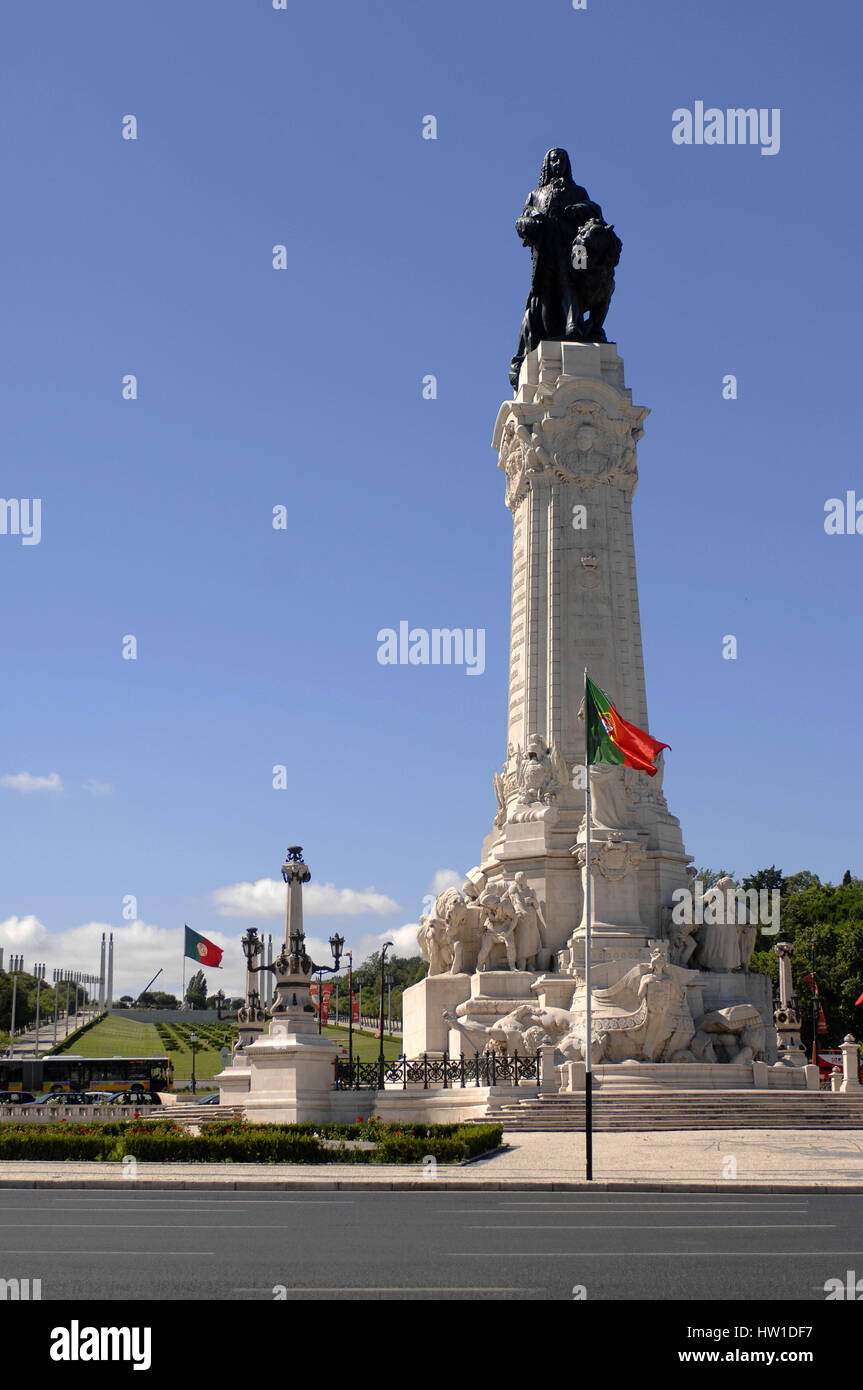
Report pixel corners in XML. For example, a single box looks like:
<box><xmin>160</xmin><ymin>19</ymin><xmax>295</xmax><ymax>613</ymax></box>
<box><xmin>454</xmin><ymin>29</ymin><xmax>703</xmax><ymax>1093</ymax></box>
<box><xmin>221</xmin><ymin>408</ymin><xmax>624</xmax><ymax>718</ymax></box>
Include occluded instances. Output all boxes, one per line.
<box><xmin>1</xmin><ymin>0</ymin><xmax>861</xmax><ymax>998</ymax></box>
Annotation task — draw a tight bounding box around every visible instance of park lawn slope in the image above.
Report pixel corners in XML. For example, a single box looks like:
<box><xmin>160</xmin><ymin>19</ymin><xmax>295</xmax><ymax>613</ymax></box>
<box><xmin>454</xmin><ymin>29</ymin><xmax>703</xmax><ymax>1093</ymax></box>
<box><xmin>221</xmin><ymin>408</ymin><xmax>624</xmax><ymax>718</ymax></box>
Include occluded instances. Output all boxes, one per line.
<box><xmin>52</xmin><ymin>1014</ymin><xmax>163</xmax><ymax>1058</ymax></box>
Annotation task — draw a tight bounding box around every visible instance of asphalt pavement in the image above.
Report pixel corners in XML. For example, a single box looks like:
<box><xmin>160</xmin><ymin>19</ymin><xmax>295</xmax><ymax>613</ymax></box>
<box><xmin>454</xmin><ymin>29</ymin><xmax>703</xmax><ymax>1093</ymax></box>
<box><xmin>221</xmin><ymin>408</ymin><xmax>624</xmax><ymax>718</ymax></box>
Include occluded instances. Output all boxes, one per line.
<box><xmin>2</xmin><ymin>1187</ymin><xmax>862</xmax><ymax>1301</ymax></box>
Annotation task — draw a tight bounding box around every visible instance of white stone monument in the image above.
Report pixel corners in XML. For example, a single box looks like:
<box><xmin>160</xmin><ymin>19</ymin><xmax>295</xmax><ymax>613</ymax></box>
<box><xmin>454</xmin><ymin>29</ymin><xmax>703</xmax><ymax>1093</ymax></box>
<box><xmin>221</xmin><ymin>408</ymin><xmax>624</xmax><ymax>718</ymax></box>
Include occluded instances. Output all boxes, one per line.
<box><xmin>403</xmin><ymin>338</ymin><xmax>779</xmax><ymax>1083</ymax></box>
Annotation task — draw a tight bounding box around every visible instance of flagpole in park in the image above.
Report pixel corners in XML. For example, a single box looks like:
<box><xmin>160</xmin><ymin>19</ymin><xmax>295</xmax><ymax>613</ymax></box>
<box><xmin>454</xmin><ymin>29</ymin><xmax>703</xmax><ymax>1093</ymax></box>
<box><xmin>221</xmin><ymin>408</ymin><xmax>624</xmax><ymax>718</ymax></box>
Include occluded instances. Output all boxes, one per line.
<box><xmin>580</xmin><ymin>669</ymin><xmax>670</xmax><ymax>1183</ymax></box>
<box><xmin>583</xmin><ymin>667</ymin><xmax>594</xmax><ymax>1182</ymax></box>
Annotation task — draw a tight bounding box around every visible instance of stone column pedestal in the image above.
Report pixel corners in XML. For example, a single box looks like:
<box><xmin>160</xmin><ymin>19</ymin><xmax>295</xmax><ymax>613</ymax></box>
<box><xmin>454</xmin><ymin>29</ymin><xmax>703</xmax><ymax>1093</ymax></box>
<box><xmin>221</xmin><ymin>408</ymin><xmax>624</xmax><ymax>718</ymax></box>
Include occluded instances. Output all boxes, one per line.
<box><xmin>240</xmin><ymin>1028</ymin><xmax>340</xmax><ymax>1124</ymax></box>
<box><xmin>840</xmin><ymin>1034</ymin><xmax>861</xmax><ymax>1093</ymax></box>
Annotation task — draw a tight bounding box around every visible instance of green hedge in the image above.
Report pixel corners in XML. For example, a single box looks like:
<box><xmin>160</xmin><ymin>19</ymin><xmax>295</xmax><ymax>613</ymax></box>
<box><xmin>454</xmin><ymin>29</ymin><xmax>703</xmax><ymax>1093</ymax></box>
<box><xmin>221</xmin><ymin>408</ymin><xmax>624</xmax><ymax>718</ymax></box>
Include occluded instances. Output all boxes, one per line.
<box><xmin>0</xmin><ymin>1120</ymin><xmax>503</xmax><ymax>1165</ymax></box>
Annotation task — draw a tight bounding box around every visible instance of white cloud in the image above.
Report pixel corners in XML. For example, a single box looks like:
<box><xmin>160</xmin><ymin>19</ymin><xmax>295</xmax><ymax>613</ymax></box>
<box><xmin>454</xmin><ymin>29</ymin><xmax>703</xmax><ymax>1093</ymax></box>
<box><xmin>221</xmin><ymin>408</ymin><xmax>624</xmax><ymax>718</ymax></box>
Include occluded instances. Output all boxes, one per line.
<box><xmin>351</xmin><ymin>922</ymin><xmax>422</xmax><ymax>962</ymax></box>
<box><xmin>429</xmin><ymin>868</ymin><xmax>462</xmax><ymax>896</ymax></box>
<box><xmin>1</xmin><ymin>771</ymin><xmax>63</xmax><ymax>794</ymax></box>
<box><xmin>0</xmin><ymin>915</ymin><xmax>50</xmax><ymax>948</ymax></box>
<box><xmin>0</xmin><ymin>917</ymin><xmax>248</xmax><ymax>1001</ymax></box>
<box><xmin>210</xmin><ymin>877</ymin><xmax>400</xmax><ymax>919</ymax></box>
<box><xmin>83</xmin><ymin>779</ymin><xmax>114</xmax><ymax>797</ymax></box>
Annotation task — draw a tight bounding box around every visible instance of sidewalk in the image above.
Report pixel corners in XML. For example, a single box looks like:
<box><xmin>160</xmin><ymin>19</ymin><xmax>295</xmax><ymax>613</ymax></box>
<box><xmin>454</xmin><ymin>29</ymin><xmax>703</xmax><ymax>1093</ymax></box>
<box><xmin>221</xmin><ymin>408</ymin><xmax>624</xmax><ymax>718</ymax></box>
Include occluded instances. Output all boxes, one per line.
<box><xmin>2</xmin><ymin>1128</ymin><xmax>863</xmax><ymax>1190</ymax></box>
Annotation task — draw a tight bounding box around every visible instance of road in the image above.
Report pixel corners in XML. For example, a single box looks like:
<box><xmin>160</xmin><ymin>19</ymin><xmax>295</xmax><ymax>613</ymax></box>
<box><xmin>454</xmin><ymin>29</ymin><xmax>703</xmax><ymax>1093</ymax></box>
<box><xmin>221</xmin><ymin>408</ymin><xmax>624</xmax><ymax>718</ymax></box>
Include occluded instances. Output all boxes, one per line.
<box><xmin>1</xmin><ymin>1188</ymin><xmax>862</xmax><ymax>1301</ymax></box>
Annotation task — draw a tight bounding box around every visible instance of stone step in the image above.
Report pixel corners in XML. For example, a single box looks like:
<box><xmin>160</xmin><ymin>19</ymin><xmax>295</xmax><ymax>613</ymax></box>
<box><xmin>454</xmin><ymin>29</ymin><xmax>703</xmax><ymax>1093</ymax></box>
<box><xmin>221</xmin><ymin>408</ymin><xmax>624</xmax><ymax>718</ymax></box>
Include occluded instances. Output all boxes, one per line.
<box><xmin>486</xmin><ymin>1090</ymin><xmax>863</xmax><ymax>1131</ymax></box>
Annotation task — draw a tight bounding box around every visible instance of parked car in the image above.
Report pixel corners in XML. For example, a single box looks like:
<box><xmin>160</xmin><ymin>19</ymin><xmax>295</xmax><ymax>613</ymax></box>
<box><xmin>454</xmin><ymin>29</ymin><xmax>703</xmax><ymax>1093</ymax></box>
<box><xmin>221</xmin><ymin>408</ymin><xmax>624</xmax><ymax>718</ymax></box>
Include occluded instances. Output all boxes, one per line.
<box><xmin>196</xmin><ymin>1093</ymin><xmax>220</xmax><ymax>1105</ymax></box>
<box><xmin>24</xmin><ymin>1091</ymin><xmax>107</xmax><ymax>1107</ymax></box>
<box><xmin>0</xmin><ymin>1091</ymin><xmax>35</xmax><ymax>1104</ymax></box>
<box><xmin>108</xmin><ymin>1091</ymin><xmax>161</xmax><ymax>1106</ymax></box>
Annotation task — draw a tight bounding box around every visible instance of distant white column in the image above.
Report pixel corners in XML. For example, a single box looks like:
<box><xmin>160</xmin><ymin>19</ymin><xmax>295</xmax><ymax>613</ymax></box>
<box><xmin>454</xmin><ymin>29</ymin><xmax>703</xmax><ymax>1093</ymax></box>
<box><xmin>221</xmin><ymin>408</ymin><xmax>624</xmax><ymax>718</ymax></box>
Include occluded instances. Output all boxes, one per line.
<box><xmin>98</xmin><ymin>933</ymin><xmax>106</xmax><ymax>1011</ymax></box>
<box><xmin>106</xmin><ymin>933</ymin><xmax>114</xmax><ymax>1010</ymax></box>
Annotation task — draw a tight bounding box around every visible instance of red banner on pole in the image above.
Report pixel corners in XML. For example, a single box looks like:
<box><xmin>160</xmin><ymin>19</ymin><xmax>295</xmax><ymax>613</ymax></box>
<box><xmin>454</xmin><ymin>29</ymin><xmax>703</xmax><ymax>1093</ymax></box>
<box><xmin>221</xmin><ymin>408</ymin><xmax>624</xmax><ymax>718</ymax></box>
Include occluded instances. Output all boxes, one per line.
<box><xmin>351</xmin><ymin>991</ymin><xmax>359</xmax><ymax>1024</ymax></box>
<box><xmin>321</xmin><ymin>981</ymin><xmax>333</xmax><ymax>1025</ymax></box>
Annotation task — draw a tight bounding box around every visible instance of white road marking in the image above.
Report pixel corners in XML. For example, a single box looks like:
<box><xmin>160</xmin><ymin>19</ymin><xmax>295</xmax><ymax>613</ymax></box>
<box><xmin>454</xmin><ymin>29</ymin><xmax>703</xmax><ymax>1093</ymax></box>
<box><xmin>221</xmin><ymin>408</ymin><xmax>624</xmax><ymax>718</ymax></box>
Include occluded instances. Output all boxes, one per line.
<box><xmin>467</xmin><ymin>1223</ymin><xmax>833</xmax><ymax>1230</ymax></box>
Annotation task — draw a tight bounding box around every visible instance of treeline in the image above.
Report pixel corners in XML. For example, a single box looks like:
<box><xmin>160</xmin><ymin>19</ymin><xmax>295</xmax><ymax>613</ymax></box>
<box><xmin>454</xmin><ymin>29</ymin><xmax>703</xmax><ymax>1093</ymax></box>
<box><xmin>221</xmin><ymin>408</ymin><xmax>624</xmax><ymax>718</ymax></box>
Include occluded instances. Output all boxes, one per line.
<box><xmin>333</xmin><ymin>953</ymin><xmax>427</xmax><ymax>1020</ymax></box>
<box><xmin>727</xmin><ymin>866</ymin><xmax>863</xmax><ymax>1047</ymax></box>
<box><xmin>0</xmin><ymin>969</ymin><xmax>87</xmax><ymax>1033</ymax></box>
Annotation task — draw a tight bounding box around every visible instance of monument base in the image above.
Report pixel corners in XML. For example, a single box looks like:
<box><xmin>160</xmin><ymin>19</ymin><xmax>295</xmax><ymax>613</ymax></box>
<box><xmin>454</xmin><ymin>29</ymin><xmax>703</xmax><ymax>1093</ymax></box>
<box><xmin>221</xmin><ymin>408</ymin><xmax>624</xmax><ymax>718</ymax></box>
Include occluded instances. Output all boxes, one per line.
<box><xmin>232</xmin><ymin>1028</ymin><xmax>339</xmax><ymax>1124</ymax></box>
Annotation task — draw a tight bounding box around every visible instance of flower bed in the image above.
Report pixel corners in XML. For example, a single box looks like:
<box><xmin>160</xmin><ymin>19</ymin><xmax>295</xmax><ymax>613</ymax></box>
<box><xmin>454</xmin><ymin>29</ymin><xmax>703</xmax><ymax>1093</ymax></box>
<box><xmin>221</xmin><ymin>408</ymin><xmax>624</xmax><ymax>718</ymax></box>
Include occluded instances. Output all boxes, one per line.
<box><xmin>0</xmin><ymin>1119</ymin><xmax>503</xmax><ymax>1165</ymax></box>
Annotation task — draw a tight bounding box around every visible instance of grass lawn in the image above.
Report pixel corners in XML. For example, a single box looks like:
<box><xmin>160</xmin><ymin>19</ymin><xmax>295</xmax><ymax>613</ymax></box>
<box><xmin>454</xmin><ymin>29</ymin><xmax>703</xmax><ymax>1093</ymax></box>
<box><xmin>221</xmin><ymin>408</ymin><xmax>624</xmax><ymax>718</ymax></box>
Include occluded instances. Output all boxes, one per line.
<box><xmin>51</xmin><ymin>1013</ymin><xmax>402</xmax><ymax>1084</ymax></box>
<box><xmin>322</xmin><ymin>1024</ymin><xmax>403</xmax><ymax>1063</ymax></box>
<box><xmin>53</xmin><ymin>1015</ymin><xmax>163</xmax><ymax>1058</ymax></box>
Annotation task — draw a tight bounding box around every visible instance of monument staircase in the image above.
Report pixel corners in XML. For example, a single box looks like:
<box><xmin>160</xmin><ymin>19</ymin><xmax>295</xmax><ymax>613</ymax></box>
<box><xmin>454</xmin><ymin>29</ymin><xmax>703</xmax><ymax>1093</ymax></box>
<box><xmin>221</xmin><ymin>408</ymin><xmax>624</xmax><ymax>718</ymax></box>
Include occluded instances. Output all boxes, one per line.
<box><xmin>489</xmin><ymin>1091</ymin><xmax>863</xmax><ymax>1132</ymax></box>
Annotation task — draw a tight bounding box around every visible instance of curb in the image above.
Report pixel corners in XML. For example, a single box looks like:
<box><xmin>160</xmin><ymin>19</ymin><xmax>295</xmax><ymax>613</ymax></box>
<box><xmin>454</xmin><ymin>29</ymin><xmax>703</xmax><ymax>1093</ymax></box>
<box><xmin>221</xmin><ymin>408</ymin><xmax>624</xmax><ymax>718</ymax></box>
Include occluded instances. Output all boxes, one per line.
<box><xmin>1</xmin><ymin>1176</ymin><xmax>862</xmax><ymax>1193</ymax></box>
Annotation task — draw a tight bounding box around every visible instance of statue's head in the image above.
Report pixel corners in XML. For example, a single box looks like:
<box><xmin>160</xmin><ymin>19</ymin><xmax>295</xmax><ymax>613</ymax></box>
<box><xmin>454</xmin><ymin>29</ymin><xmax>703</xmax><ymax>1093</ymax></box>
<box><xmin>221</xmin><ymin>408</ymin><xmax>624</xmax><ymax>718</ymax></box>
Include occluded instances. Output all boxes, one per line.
<box><xmin>576</xmin><ymin>423</ymin><xmax>598</xmax><ymax>451</ymax></box>
<box><xmin>540</xmin><ymin>148</ymin><xmax>572</xmax><ymax>185</ymax></box>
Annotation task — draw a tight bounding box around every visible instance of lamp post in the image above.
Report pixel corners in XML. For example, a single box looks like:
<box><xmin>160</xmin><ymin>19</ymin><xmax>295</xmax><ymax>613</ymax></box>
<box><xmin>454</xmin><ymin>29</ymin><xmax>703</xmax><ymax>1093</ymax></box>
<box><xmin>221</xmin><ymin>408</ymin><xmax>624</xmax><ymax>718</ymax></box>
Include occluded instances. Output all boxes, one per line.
<box><xmin>9</xmin><ymin>956</ymin><xmax>23</xmax><ymax>1044</ymax></box>
<box><xmin>314</xmin><ymin>935</ymin><xmax>344</xmax><ymax>1035</ymax></box>
<box><xmin>385</xmin><ymin>972</ymin><xmax>394</xmax><ymax>1034</ymax></box>
<box><xmin>378</xmin><ymin>942</ymin><xmax>394</xmax><ymax>1089</ymax></box>
<box><xmin>189</xmin><ymin>1031</ymin><xmax>198</xmax><ymax>1095</ymax></box>
<box><xmin>346</xmin><ymin>950</ymin><xmax>354</xmax><ymax>1076</ymax></box>
<box><xmin>239</xmin><ymin>848</ymin><xmax>344</xmax><ymax>1043</ymax></box>
<box><xmin>33</xmin><ymin>963</ymin><xmax>45</xmax><ymax>1055</ymax></box>
<box><xmin>238</xmin><ymin>928</ymin><xmax>266</xmax><ymax>1053</ymax></box>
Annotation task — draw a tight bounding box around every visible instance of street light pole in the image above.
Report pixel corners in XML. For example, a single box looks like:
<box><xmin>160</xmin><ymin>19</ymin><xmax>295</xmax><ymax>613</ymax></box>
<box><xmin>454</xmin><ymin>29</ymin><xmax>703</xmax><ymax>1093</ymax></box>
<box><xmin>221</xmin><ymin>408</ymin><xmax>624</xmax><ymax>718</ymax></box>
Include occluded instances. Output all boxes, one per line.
<box><xmin>33</xmin><ymin>964</ymin><xmax>45</xmax><ymax>1056</ymax></box>
<box><xmin>378</xmin><ymin>942</ymin><xmax>393</xmax><ymax>1089</ymax></box>
<box><xmin>190</xmin><ymin>1031</ymin><xmax>198</xmax><ymax>1095</ymax></box>
<box><xmin>315</xmin><ymin>969</ymin><xmax>324</xmax><ymax>1035</ymax></box>
<box><xmin>346</xmin><ymin>950</ymin><xmax>354</xmax><ymax>1078</ymax></box>
<box><xmin>9</xmin><ymin>956</ymin><xmax>22</xmax><ymax>1044</ymax></box>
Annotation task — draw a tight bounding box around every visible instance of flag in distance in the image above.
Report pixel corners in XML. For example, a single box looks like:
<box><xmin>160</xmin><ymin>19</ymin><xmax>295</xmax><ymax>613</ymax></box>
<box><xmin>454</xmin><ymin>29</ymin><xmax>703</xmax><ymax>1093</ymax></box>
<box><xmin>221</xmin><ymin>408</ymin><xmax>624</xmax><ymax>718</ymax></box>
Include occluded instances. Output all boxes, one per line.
<box><xmin>584</xmin><ymin>675</ymin><xmax>670</xmax><ymax>777</ymax></box>
<box><xmin>184</xmin><ymin>925</ymin><xmax>223</xmax><ymax>968</ymax></box>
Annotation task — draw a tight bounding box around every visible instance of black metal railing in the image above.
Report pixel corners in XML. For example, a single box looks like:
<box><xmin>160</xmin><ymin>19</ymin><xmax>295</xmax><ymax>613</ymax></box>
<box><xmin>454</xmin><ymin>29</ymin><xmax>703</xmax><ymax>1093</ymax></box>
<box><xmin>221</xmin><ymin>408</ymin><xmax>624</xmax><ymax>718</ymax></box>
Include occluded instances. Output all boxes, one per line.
<box><xmin>333</xmin><ymin>1051</ymin><xmax>540</xmax><ymax>1091</ymax></box>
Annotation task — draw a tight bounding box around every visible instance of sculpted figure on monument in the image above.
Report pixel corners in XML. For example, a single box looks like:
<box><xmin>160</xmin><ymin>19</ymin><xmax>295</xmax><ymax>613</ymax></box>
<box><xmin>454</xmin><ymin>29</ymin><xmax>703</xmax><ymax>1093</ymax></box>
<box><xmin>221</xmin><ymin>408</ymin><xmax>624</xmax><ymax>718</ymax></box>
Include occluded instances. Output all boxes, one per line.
<box><xmin>476</xmin><ymin>887</ymin><xmax>519</xmax><ymax>971</ymax></box>
<box><xmin>416</xmin><ymin>884</ymin><xmax>487</xmax><ymax>975</ymax></box>
<box><xmin>692</xmin><ymin>1004</ymin><xmax>766</xmax><ymax>1064</ymax></box>
<box><xmin>442</xmin><ymin>1002</ymin><xmax>573</xmax><ymax>1055</ymax></box>
<box><xmin>563</xmin><ymin>950</ymin><xmax>697</xmax><ymax>1064</ymax></box>
<box><xmin>495</xmin><ymin>734</ymin><xmax>568</xmax><ymax>824</ymax></box>
<box><xmin>509</xmin><ymin>147</ymin><xmax>622</xmax><ymax>387</ymax></box>
<box><xmin>692</xmin><ymin>875</ymin><xmax>756</xmax><ymax>973</ymax></box>
<box><xmin>508</xmin><ymin>872</ymin><xmax>547</xmax><ymax>971</ymax></box>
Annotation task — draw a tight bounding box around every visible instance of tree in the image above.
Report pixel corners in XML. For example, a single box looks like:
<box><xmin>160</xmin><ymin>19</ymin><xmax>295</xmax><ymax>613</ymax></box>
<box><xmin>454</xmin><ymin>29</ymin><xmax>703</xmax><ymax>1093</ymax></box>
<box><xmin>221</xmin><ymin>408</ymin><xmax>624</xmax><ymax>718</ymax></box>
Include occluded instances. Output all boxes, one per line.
<box><xmin>843</xmin><ymin>870</ymin><xmax>853</xmax><ymax>886</ymax></box>
<box><xmin>185</xmin><ymin>971</ymin><xmax>207</xmax><ymax>1009</ymax></box>
<box><xmin>694</xmin><ymin>867</ymin><xmax>733</xmax><ymax>891</ymax></box>
<box><xmin>341</xmin><ymin>954</ymin><xmax>426</xmax><ymax>1020</ymax></box>
<box><xmin>748</xmin><ymin>869</ymin><xmax>863</xmax><ymax>1046</ymax></box>
<box><xmin>742</xmin><ymin>865</ymin><xmax>783</xmax><ymax>894</ymax></box>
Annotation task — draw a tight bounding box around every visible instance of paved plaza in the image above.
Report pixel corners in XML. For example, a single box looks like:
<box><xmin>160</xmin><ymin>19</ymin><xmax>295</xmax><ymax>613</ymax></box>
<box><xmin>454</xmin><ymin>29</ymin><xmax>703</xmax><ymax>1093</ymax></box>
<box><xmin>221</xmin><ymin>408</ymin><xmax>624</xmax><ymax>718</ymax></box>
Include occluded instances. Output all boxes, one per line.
<box><xmin>2</xmin><ymin>1128</ymin><xmax>862</xmax><ymax>1190</ymax></box>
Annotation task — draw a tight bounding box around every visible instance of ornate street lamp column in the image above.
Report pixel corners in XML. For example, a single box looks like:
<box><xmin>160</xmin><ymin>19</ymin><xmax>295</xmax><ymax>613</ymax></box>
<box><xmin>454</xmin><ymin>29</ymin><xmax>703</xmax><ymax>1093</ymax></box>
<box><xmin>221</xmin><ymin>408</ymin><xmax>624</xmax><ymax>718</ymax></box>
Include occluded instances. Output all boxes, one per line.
<box><xmin>267</xmin><ymin>847</ymin><xmax>344</xmax><ymax>1032</ymax></box>
<box><xmin>237</xmin><ymin>927</ymin><xmax>267</xmax><ymax>1053</ymax></box>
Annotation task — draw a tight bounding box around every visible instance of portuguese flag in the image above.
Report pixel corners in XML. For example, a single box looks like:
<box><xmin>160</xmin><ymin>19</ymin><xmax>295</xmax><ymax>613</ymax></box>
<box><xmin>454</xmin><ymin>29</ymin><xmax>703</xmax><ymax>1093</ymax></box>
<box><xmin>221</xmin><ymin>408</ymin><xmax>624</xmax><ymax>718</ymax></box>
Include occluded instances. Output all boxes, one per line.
<box><xmin>184</xmin><ymin>925</ymin><xmax>223</xmax><ymax>968</ymax></box>
<box><xmin>585</xmin><ymin>674</ymin><xmax>670</xmax><ymax>777</ymax></box>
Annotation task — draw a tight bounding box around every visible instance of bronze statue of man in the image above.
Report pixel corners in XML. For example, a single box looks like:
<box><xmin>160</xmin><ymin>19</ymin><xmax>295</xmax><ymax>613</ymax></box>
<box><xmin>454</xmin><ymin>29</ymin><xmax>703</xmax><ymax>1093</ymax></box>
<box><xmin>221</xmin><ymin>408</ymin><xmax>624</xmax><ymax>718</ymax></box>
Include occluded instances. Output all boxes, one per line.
<box><xmin>509</xmin><ymin>148</ymin><xmax>621</xmax><ymax>388</ymax></box>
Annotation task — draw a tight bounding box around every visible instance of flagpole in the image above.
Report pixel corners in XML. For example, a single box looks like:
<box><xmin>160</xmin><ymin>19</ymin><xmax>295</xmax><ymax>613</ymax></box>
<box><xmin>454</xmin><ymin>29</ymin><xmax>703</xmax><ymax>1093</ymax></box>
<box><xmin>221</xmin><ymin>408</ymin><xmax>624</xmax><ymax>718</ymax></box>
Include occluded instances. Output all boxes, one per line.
<box><xmin>182</xmin><ymin>926</ymin><xmax>187</xmax><ymax>1008</ymax></box>
<box><xmin>584</xmin><ymin>666</ymin><xmax>593</xmax><ymax>1182</ymax></box>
